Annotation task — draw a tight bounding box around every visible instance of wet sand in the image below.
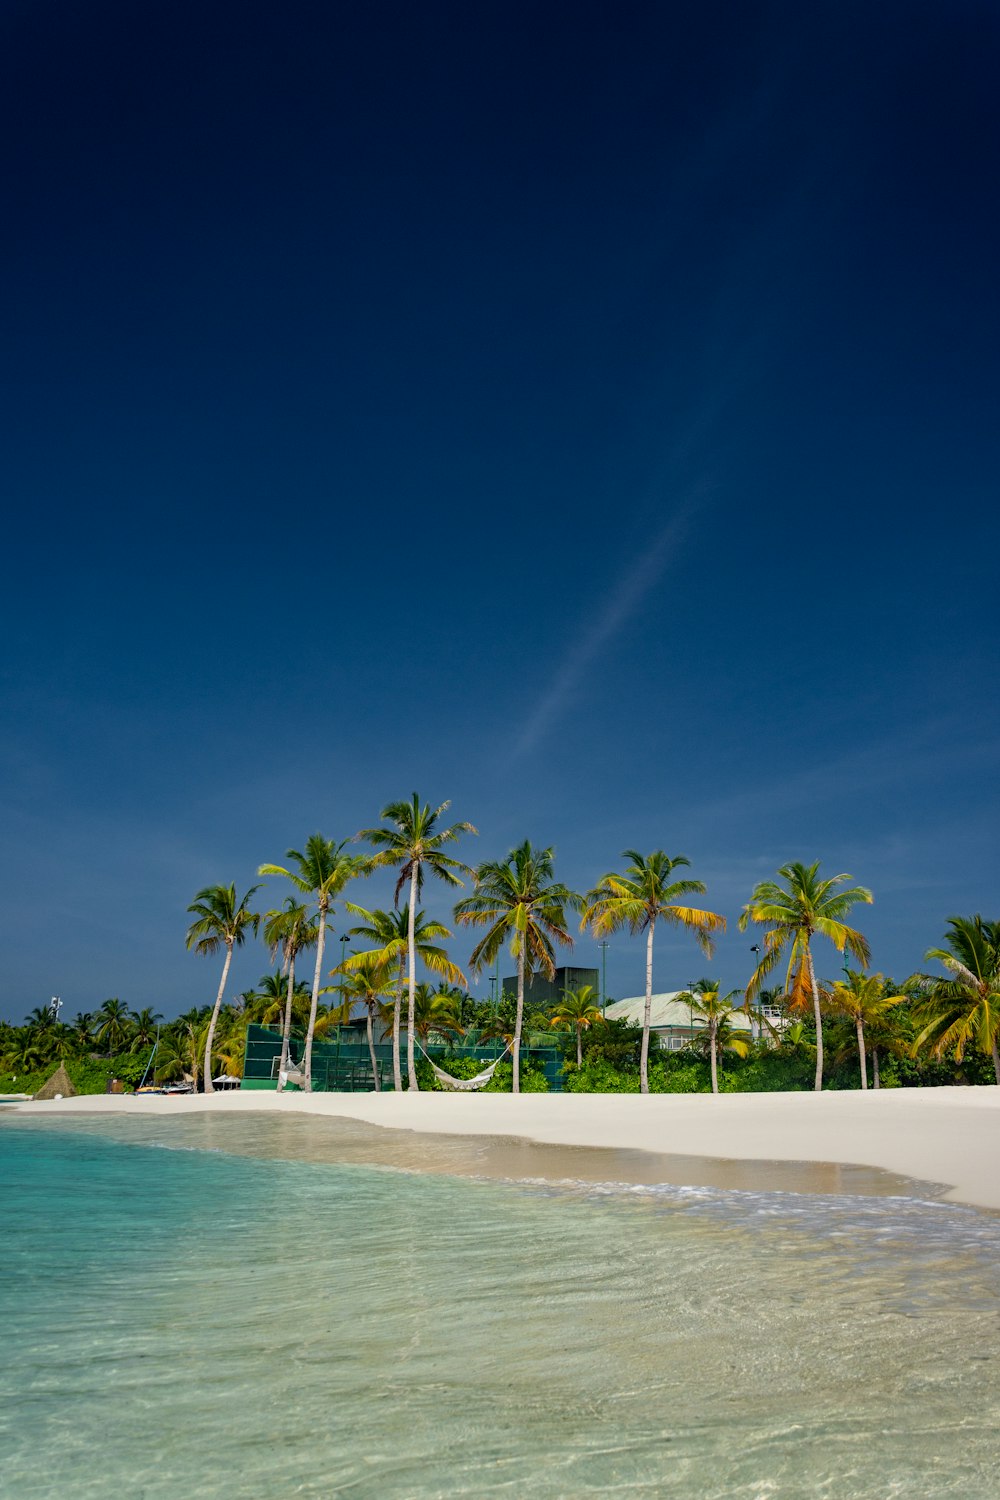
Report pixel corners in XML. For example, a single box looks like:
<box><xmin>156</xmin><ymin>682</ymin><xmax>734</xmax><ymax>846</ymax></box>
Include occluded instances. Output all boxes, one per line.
<box><xmin>3</xmin><ymin>1106</ymin><xmax>938</xmax><ymax>1199</ymax></box>
<box><xmin>12</xmin><ymin>1086</ymin><xmax>998</xmax><ymax>1205</ymax></box>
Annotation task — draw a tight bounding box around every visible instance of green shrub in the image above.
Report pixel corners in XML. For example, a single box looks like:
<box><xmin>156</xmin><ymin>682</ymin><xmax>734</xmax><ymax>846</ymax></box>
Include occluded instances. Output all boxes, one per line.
<box><xmin>564</xmin><ymin>1059</ymin><xmax>640</xmax><ymax>1093</ymax></box>
<box><xmin>647</xmin><ymin>1062</ymin><xmax>712</xmax><ymax>1093</ymax></box>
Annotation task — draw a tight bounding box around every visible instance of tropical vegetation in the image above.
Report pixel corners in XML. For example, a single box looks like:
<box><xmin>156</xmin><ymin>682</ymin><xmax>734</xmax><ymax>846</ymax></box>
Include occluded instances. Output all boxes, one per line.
<box><xmin>582</xmin><ymin>851</ymin><xmax>725</xmax><ymax>1092</ymax></box>
<box><xmin>3</xmin><ymin>800</ymin><xmax>997</xmax><ymax>1099</ymax></box>
<box><xmin>676</xmin><ymin>979</ymin><xmax>750</xmax><ymax>1093</ymax></box>
<box><xmin>455</xmin><ymin>840</ymin><xmax>579</xmax><ymax>1092</ymax></box>
<box><xmin>739</xmin><ymin>861</ymin><xmax>873</xmax><ymax>1091</ymax></box>
<box><xmin>258</xmin><ymin>836</ymin><xmax>366</xmax><ymax>1091</ymax></box>
<box><xmin>358</xmin><ymin>795</ymin><xmax>476</xmax><ymax>1090</ymax></box>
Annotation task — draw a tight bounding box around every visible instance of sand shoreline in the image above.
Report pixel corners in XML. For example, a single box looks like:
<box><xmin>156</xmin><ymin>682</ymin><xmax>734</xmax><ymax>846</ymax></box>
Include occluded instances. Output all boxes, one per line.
<box><xmin>7</xmin><ymin>1085</ymin><xmax>999</xmax><ymax>1209</ymax></box>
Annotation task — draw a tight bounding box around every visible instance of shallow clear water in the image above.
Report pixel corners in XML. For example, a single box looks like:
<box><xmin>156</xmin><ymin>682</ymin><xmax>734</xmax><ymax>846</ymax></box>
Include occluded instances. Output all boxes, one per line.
<box><xmin>2</xmin><ymin>1116</ymin><xmax>999</xmax><ymax>1498</ymax></box>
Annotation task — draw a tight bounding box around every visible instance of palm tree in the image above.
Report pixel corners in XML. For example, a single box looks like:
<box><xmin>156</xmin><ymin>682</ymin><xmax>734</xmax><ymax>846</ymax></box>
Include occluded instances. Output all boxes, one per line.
<box><xmin>476</xmin><ymin>1008</ymin><xmax>513</xmax><ymax>1048</ymax></box>
<box><xmin>780</xmin><ymin>1019</ymin><xmax>817</xmax><ymax>1067</ymax></box>
<box><xmin>130</xmin><ymin>1007</ymin><xmax>162</xmax><ymax>1051</ymax></box>
<box><xmin>334</xmin><ymin>965</ymin><xmax>394</xmax><ymax>1090</ymax></box>
<box><xmin>739</xmin><ymin>862</ymin><xmax>872</xmax><ymax>1091</ymax></box>
<box><xmin>155</xmin><ymin>1010</ymin><xmax>205</xmax><ymax>1087</ymax></box>
<box><xmin>258</xmin><ymin>837</ymin><xmax>364</xmax><ymax>1091</ymax></box>
<box><xmin>582</xmin><ymin>850</ymin><xmax>725</xmax><ymax>1093</ymax></box>
<box><xmin>251</xmin><ymin>971</ymin><xmax>313</xmax><ymax>1027</ymax></box>
<box><xmin>913</xmin><ymin>916</ymin><xmax>1000</xmax><ymax>1084</ymax></box>
<box><xmin>341</xmin><ymin>903</ymin><xmax>467</xmax><ymax>1091</ymax></box>
<box><xmin>262</xmin><ymin>898</ymin><xmax>318</xmax><ymax>1091</ymax></box>
<box><xmin>70</xmin><ymin>1011</ymin><xmax>94</xmax><ymax>1047</ymax></box>
<box><xmin>455</xmin><ymin>841</ymin><xmax>579</xmax><ymax>1093</ymax></box>
<box><xmin>208</xmin><ymin>1016</ymin><xmax>246</xmax><ymax>1081</ymax></box>
<box><xmin>2</xmin><ymin>1032</ymin><xmax>50</xmax><ymax>1074</ymax></box>
<box><xmin>864</xmin><ymin>984</ymin><xmax>915</xmax><ymax>1089</ymax></box>
<box><xmin>95</xmin><ymin>997</ymin><xmax>133</xmax><ymax>1056</ymax></box>
<box><xmin>185</xmin><ymin>883</ymin><xmax>261</xmax><ymax>1093</ymax></box>
<box><xmin>828</xmin><ymin>970</ymin><xmax>908</xmax><ymax>1090</ymax></box>
<box><xmin>407</xmin><ymin>982</ymin><xmax>466</xmax><ymax>1046</ymax></box>
<box><xmin>358</xmin><ymin>796</ymin><xmax>476</xmax><ymax>1091</ymax></box>
<box><xmin>550</xmin><ymin>985</ymin><xmax>603</xmax><ymax>1068</ymax></box>
<box><xmin>677</xmin><ymin>979</ymin><xmax>749</xmax><ymax>1094</ymax></box>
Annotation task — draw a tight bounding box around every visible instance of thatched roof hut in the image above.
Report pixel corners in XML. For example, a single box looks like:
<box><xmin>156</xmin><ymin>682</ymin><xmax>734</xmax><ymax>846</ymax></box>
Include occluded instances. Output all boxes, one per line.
<box><xmin>34</xmin><ymin>1063</ymin><xmax>77</xmax><ymax>1100</ymax></box>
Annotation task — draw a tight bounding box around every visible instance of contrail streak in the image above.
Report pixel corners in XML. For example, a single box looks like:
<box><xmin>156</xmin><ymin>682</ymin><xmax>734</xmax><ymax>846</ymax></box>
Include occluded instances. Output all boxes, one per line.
<box><xmin>510</xmin><ymin>498</ymin><xmax>700</xmax><ymax>758</ymax></box>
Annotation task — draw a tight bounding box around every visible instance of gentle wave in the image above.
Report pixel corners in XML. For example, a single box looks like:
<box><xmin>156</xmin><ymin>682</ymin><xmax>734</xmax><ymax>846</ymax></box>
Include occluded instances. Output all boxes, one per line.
<box><xmin>2</xmin><ymin>1117</ymin><xmax>999</xmax><ymax>1498</ymax></box>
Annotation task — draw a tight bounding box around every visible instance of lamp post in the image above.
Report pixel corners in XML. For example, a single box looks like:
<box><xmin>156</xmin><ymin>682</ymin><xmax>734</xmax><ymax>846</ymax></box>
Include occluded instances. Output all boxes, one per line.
<box><xmin>750</xmin><ymin>944</ymin><xmax>762</xmax><ymax>1041</ymax></box>
<box><xmin>598</xmin><ymin>941</ymin><xmax>610</xmax><ymax>1014</ymax></box>
<box><xmin>339</xmin><ymin>935</ymin><xmax>351</xmax><ymax>1017</ymax></box>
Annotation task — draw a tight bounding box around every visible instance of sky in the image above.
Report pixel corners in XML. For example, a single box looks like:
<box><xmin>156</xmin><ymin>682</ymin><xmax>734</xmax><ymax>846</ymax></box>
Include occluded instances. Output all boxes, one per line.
<box><xmin>2</xmin><ymin>0</ymin><xmax>998</xmax><ymax>1023</ymax></box>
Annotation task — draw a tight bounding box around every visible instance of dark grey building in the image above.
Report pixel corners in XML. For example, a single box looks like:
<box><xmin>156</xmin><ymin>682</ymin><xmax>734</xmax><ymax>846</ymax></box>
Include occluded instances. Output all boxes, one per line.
<box><xmin>501</xmin><ymin>966</ymin><xmax>599</xmax><ymax>1008</ymax></box>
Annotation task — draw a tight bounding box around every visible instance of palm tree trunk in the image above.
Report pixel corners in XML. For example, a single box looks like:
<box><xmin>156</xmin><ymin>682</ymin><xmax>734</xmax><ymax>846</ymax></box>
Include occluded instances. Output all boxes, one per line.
<box><xmin>513</xmin><ymin>945</ymin><xmax>525</xmax><ymax>1093</ymax></box>
<box><xmin>709</xmin><ymin>1021</ymin><xmax>718</xmax><ymax>1094</ymax></box>
<box><xmin>277</xmin><ymin>952</ymin><xmax>295</xmax><ymax>1092</ymax></box>
<box><xmin>872</xmin><ymin>1046</ymin><xmax>880</xmax><ymax>1089</ymax></box>
<box><xmin>577</xmin><ymin>1025</ymin><xmax>582</xmax><ymax>1069</ymax></box>
<box><xmin>406</xmin><ymin>867</ymin><xmax>419</xmax><ymax>1091</ymax></box>
<box><xmin>640</xmin><ymin>922</ymin><xmax>654</xmax><ymax>1094</ymax></box>
<box><xmin>856</xmin><ymin>1016</ymin><xmax>868</xmax><ymax>1090</ymax></box>
<box><xmin>392</xmin><ymin>960</ymin><xmax>403</xmax><ymax>1091</ymax></box>
<box><xmin>808</xmin><ymin>949</ymin><xmax>823</xmax><ymax>1091</ymax></box>
<box><xmin>203</xmin><ymin>943</ymin><xmax>233</xmax><ymax>1093</ymax></box>
<box><xmin>991</xmin><ymin>1035</ymin><xmax>1000</xmax><ymax>1086</ymax></box>
<box><xmin>367</xmin><ymin>1008</ymin><xmax>381</xmax><ymax>1091</ymax></box>
<box><xmin>303</xmin><ymin>905</ymin><xmax>327</xmax><ymax>1092</ymax></box>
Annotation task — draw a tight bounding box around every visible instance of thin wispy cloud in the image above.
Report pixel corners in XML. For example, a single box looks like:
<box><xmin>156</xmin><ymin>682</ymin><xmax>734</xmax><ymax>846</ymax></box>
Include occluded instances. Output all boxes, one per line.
<box><xmin>510</xmin><ymin>497</ymin><xmax>703</xmax><ymax>759</ymax></box>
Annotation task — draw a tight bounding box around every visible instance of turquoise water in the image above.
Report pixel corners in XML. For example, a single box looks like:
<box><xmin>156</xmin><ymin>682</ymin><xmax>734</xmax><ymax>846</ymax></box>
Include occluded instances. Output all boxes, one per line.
<box><xmin>2</xmin><ymin>1117</ymin><xmax>999</xmax><ymax>1498</ymax></box>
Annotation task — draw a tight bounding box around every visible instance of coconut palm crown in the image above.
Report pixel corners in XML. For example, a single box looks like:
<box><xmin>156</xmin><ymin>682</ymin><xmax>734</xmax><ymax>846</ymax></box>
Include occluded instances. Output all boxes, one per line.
<box><xmin>186</xmin><ymin>882</ymin><xmax>261</xmax><ymax>1093</ymax></box>
<box><xmin>739</xmin><ymin>861</ymin><xmax>872</xmax><ymax>1091</ymax></box>
<box><xmin>357</xmin><ymin>795</ymin><xmax>476</xmax><ymax>1091</ymax></box>
<box><xmin>94</xmin><ymin>997</ymin><xmax>134</xmax><ymax>1055</ymax></box>
<box><xmin>550</xmin><ymin>984</ymin><xmax>603</xmax><ymax>1069</ymax></box>
<box><xmin>676</xmin><ymin>979</ymin><xmax>749</xmax><ymax>1094</ymax></box>
<box><xmin>582</xmin><ymin>850</ymin><xmax>725</xmax><ymax>1094</ymax></box>
<box><xmin>258</xmin><ymin>836</ymin><xmax>365</xmax><ymax>1091</ymax></box>
<box><xmin>455</xmin><ymin>840</ymin><xmax>580</xmax><ymax>1093</ymax></box>
<box><xmin>828</xmin><ymin>969</ymin><xmax>908</xmax><ymax>1090</ymax></box>
<box><xmin>913</xmin><ymin>916</ymin><xmax>1000</xmax><ymax>1084</ymax></box>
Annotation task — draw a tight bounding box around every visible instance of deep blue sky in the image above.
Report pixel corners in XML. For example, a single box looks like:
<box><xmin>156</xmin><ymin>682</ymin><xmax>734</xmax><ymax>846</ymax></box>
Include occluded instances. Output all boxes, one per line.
<box><xmin>2</xmin><ymin>0</ymin><xmax>998</xmax><ymax>1022</ymax></box>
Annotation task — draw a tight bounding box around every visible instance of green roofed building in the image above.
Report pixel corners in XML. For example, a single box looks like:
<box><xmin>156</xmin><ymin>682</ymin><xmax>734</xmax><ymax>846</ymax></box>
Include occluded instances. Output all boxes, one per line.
<box><xmin>603</xmin><ymin>992</ymin><xmax>756</xmax><ymax>1051</ymax></box>
<box><xmin>501</xmin><ymin>966</ymin><xmax>599</xmax><ymax>1008</ymax></box>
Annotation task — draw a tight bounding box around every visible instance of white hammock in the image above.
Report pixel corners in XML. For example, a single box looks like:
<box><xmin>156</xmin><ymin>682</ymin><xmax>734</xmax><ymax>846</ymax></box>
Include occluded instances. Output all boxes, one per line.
<box><xmin>279</xmin><ymin>1059</ymin><xmax>306</xmax><ymax>1088</ymax></box>
<box><xmin>420</xmin><ymin>1043</ymin><xmax>511</xmax><ymax>1092</ymax></box>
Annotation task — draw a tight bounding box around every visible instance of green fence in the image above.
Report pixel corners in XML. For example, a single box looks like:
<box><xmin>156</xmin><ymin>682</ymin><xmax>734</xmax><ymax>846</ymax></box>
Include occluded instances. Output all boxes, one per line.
<box><xmin>242</xmin><ymin>1024</ymin><xmax>564</xmax><ymax>1092</ymax></box>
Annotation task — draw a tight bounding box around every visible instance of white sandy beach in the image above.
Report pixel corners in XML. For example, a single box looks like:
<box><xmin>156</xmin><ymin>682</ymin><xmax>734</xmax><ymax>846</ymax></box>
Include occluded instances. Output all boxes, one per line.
<box><xmin>10</xmin><ymin>1085</ymin><xmax>1000</xmax><ymax>1210</ymax></box>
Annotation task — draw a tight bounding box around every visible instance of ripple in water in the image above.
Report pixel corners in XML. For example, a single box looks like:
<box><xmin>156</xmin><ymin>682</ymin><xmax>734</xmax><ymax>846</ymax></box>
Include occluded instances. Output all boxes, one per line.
<box><xmin>1</xmin><ymin>1115</ymin><xmax>998</xmax><ymax>1498</ymax></box>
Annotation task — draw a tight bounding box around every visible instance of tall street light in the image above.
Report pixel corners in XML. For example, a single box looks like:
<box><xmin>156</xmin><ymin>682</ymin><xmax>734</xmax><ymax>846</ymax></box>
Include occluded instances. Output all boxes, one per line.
<box><xmin>598</xmin><ymin>941</ymin><xmax>610</xmax><ymax>1013</ymax></box>
<box><xmin>339</xmin><ymin>934</ymin><xmax>351</xmax><ymax>1016</ymax></box>
<box><xmin>749</xmin><ymin>944</ymin><xmax>762</xmax><ymax>1040</ymax></box>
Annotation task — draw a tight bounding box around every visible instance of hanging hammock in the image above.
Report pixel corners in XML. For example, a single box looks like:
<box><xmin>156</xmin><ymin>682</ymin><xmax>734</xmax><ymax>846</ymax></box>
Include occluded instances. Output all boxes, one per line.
<box><xmin>418</xmin><ymin>1041</ymin><xmax>511</xmax><ymax>1092</ymax></box>
<box><xmin>279</xmin><ymin>1058</ymin><xmax>307</xmax><ymax>1088</ymax></box>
